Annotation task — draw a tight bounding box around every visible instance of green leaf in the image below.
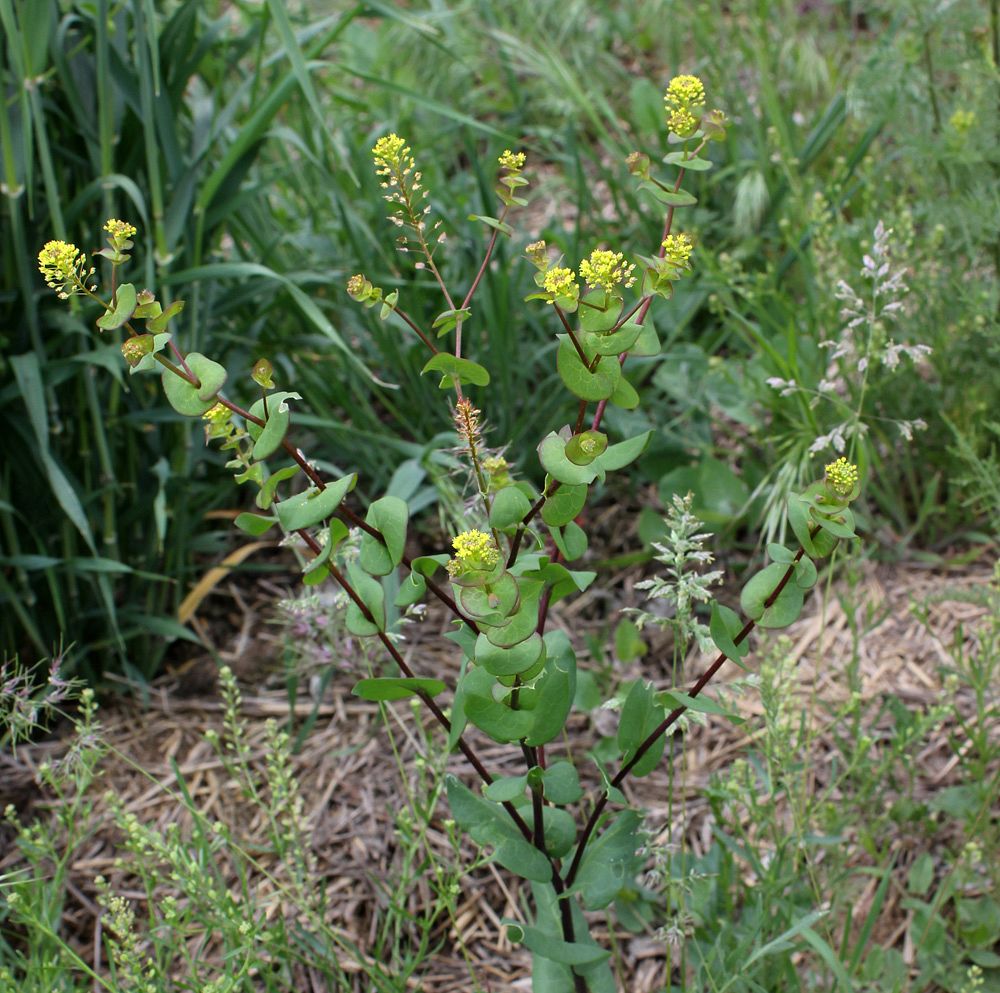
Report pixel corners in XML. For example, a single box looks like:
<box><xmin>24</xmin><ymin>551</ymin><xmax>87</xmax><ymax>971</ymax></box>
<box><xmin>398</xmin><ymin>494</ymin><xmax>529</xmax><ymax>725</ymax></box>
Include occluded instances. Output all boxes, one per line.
<box><xmin>766</xmin><ymin>542</ymin><xmax>797</xmax><ymax>564</ymax></box>
<box><xmin>145</xmin><ymin>299</ymin><xmax>185</xmax><ymax>333</ymax></box>
<box><xmin>490</xmin><ymin>486</ymin><xmax>532</xmax><ymax>530</ymax></box>
<box><xmin>542</xmin><ymin>762</ymin><xmax>583</xmax><ymax>805</ymax></box>
<box><xmin>359</xmin><ymin>496</ymin><xmax>409</xmax><ymax>576</ymax></box>
<box><xmin>248</xmin><ymin>391</ymin><xmax>301</xmax><ymax>460</ymax></box>
<box><xmin>550</xmin><ymin>521</ymin><xmax>588</xmax><ymax>562</ymax></box>
<box><xmin>96</xmin><ymin>282</ymin><xmax>137</xmax><ymax>330</ymax></box>
<box><xmin>161</xmin><ymin>353</ymin><xmax>228</xmax><ymax>416</ymax></box>
<box><xmin>614</xmin><ymin>618</ymin><xmax>647</xmax><ymax>663</ymax></box>
<box><xmin>344</xmin><ymin>563</ymin><xmax>385</xmax><ymax>636</ymax></box>
<box><xmin>585</xmin><ymin>322</ymin><xmax>643</xmax><ymax>356</ymax></box>
<box><xmin>571</xmin><ymin>811</ymin><xmax>641</xmax><ymax>910</ymax></box>
<box><xmin>814</xmin><ymin>507</ymin><xmax>856</xmax><ymax>539</ymax></box>
<box><xmin>484</xmin><ymin>584</ymin><xmax>543</xmax><ymax>648</ymax></box>
<box><xmin>303</xmin><ymin>520</ymin><xmax>348</xmax><ymax>576</ymax></box>
<box><xmin>460</xmin><ymin>572</ymin><xmax>521</xmax><ymax>623</ymax></box>
<box><xmin>664</xmin><ymin>151</ymin><xmax>713</xmax><ymax>170</ymax></box>
<box><xmin>794</xmin><ymin>556</ymin><xmax>818</xmax><ymax>589</ymax></box>
<box><xmin>578</xmin><ymin>292</ymin><xmax>620</xmax><ymax>332</ymax></box>
<box><xmin>608</xmin><ymin>374</ymin><xmax>640</xmax><ymax>409</ymax></box>
<box><xmin>740</xmin><ymin>562</ymin><xmax>805</xmax><ymax>629</ymax></box>
<box><xmin>352</xmin><ymin>677</ymin><xmax>446</xmax><ymax>702</ymax></box>
<box><xmin>484</xmin><ymin>775</ymin><xmax>528</xmax><ymax>803</ymax></box>
<box><xmin>468</xmin><ymin>213</ymin><xmax>513</xmax><ymax>235</ymax></box>
<box><xmin>256</xmin><ymin>464</ymin><xmax>300</xmax><ymax>510</ymax></box>
<box><xmin>556</xmin><ymin>336</ymin><xmax>621</xmax><ymax>401</ymax></box>
<box><xmin>658</xmin><ymin>689</ymin><xmax>744</xmax><ymax>724</ymax></box>
<box><xmin>274</xmin><ymin>474</ymin><xmax>357</xmax><ymax>531</ymax></box>
<box><xmin>594</xmin><ymin>431</ymin><xmax>652</xmax><ymax>472</ymax></box>
<box><xmin>616</xmin><ymin>680</ymin><xmax>665</xmax><ymax>777</ymax></box>
<box><xmin>475</xmin><ymin>632</ymin><xmax>545</xmax><ymax>677</ymax></box>
<box><xmin>538</xmin><ymin>433</ymin><xmax>602</xmax><ymax>486</ymax></box>
<box><xmin>521</xmin><ymin>927</ymin><xmax>609</xmax><ymax>966</ymax></box>
<box><xmin>445</xmin><ymin>776</ymin><xmax>551</xmax><ymax>882</ymax></box>
<box><xmin>463</xmin><ymin>667</ymin><xmax>535</xmax><ymax>743</ymax></box>
<box><xmin>234</xmin><ymin>513</ymin><xmax>276</xmax><ymax>536</ymax></box>
<box><xmin>524</xmin><ymin>630</ymin><xmax>577</xmax><ymax>746</ymax></box>
<box><xmin>710</xmin><ymin>602</ymin><xmax>750</xmax><ymax>665</ymax></box>
<box><xmin>541</xmin><ymin>483</ymin><xmax>587</xmax><ymax>528</ymax></box>
<box><xmin>639</xmin><ymin>182</ymin><xmax>697</xmax><ymax>207</ymax></box>
<box><xmin>422</xmin><ymin>352</ymin><xmax>490</xmax><ymax>387</ymax></box>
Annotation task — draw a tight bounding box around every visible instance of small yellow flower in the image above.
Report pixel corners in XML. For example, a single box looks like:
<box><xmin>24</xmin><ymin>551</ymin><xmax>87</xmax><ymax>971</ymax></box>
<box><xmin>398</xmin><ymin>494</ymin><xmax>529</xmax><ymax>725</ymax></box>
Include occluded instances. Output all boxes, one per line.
<box><xmin>579</xmin><ymin>248</ymin><xmax>636</xmax><ymax>293</ymax></box>
<box><xmin>667</xmin><ymin>108</ymin><xmax>698</xmax><ymax>138</ymax></box>
<box><xmin>37</xmin><ymin>240</ymin><xmax>94</xmax><ymax>298</ymax></box>
<box><xmin>482</xmin><ymin>455</ymin><xmax>508</xmax><ymax>475</ymax></box>
<box><xmin>664</xmin><ymin>74</ymin><xmax>706</xmax><ymax>138</ymax></box>
<box><xmin>372</xmin><ymin>133</ymin><xmax>408</xmax><ymax>171</ymax></box>
<box><xmin>661</xmin><ymin>233</ymin><xmax>694</xmax><ymax>270</ymax></box>
<box><xmin>665</xmin><ymin>74</ymin><xmax>706</xmax><ymax>112</ymax></box>
<box><xmin>542</xmin><ymin>266</ymin><xmax>577</xmax><ymax>298</ymax></box>
<box><xmin>447</xmin><ymin>529</ymin><xmax>500</xmax><ymax>576</ymax></box>
<box><xmin>949</xmin><ymin>109</ymin><xmax>975</xmax><ymax>135</ymax></box>
<box><xmin>498</xmin><ymin>149</ymin><xmax>526</xmax><ymax>171</ymax></box>
<box><xmin>104</xmin><ymin>218</ymin><xmax>137</xmax><ymax>241</ymax></box>
<box><xmin>824</xmin><ymin>457</ymin><xmax>859</xmax><ymax>496</ymax></box>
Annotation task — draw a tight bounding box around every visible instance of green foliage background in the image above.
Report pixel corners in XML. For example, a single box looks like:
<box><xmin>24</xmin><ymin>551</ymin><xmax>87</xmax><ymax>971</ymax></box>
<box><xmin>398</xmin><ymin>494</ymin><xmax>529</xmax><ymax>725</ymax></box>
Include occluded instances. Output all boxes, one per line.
<box><xmin>1</xmin><ymin>0</ymin><xmax>997</xmax><ymax>678</ymax></box>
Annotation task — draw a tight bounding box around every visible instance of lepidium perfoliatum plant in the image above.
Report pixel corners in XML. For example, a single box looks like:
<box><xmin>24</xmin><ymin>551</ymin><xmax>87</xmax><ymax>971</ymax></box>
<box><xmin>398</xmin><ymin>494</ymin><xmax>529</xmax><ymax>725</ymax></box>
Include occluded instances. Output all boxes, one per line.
<box><xmin>39</xmin><ymin>77</ymin><xmax>864</xmax><ymax>991</ymax></box>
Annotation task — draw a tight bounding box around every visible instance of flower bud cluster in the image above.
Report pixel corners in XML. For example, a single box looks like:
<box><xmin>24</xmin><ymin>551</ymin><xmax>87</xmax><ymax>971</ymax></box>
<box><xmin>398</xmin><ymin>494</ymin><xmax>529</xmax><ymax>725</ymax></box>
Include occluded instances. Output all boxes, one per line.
<box><xmin>579</xmin><ymin>248</ymin><xmax>636</xmax><ymax>293</ymax></box>
<box><xmin>37</xmin><ymin>240</ymin><xmax>95</xmax><ymax>299</ymax></box>
<box><xmin>446</xmin><ymin>529</ymin><xmax>500</xmax><ymax>577</ymax></box>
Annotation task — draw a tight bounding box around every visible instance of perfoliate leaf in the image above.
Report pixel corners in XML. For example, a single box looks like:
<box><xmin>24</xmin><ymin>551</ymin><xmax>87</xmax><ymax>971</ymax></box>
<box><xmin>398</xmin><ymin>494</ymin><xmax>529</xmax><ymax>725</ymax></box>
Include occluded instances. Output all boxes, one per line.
<box><xmin>96</xmin><ymin>283</ymin><xmax>137</xmax><ymax>330</ymax></box>
<box><xmin>740</xmin><ymin>561</ymin><xmax>804</xmax><ymax>628</ymax></box>
<box><xmin>556</xmin><ymin>336</ymin><xmax>621</xmax><ymax>401</ymax></box>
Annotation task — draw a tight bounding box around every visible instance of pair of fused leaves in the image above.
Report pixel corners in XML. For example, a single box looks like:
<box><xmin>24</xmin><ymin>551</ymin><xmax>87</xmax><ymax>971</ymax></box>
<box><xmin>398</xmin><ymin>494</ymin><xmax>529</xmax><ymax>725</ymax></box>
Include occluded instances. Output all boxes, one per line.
<box><xmin>454</xmin><ymin>629</ymin><xmax>577</xmax><ymax>747</ymax></box>
<box><xmin>538</xmin><ymin>428</ymin><xmax>651</xmax><ymax>488</ymax></box>
<box><xmin>738</xmin><ymin>487</ymin><xmax>858</xmax><ymax>631</ymax></box>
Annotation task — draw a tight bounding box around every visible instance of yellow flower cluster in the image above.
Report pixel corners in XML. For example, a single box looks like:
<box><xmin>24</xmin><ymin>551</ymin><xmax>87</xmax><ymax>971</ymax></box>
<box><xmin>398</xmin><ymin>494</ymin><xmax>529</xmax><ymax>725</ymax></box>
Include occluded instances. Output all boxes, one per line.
<box><xmin>203</xmin><ymin>402</ymin><xmax>231</xmax><ymax>423</ymax></box>
<box><xmin>104</xmin><ymin>218</ymin><xmax>137</xmax><ymax>241</ymax></box>
<box><xmin>372</xmin><ymin>133</ymin><xmax>409</xmax><ymax>172</ymax></box>
<box><xmin>37</xmin><ymin>240</ymin><xmax>94</xmax><ymax>298</ymax></box>
<box><xmin>664</xmin><ymin>73</ymin><xmax>706</xmax><ymax>138</ymax></box>
<box><xmin>949</xmin><ymin>109</ymin><xmax>976</xmax><ymax>135</ymax></box>
<box><xmin>447</xmin><ymin>529</ymin><xmax>500</xmax><ymax>576</ymax></box>
<box><xmin>542</xmin><ymin>266</ymin><xmax>577</xmax><ymax>298</ymax></box>
<box><xmin>498</xmin><ymin>149</ymin><xmax>526</xmax><ymax>171</ymax></box>
<box><xmin>482</xmin><ymin>455</ymin><xmax>508</xmax><ymax>475</ymax></box>
<box><xmin>661</xmin><ymin>233</ymin><xmax>694</xmax><ymax>269</ymax></box>
<box><xmin>824</xmin><ymin>457</ymin><xmax>859</xmax><ymax>496</ymax></box>
<box><xmin>579</xmin><ymin>248</ymin><xmax>636</xmax><ymax>293</ymax></box>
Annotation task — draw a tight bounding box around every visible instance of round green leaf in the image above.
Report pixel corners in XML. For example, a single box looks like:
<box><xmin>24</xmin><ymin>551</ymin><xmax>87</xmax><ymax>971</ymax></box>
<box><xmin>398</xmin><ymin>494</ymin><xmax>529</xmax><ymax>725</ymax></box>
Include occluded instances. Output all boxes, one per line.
<box><xmin>248</xmin><ymin>392</ymin><xmax>301</xmax><ymax>460</ymax></box>
<box><xmin>475</xmin><ymin>631</ymin><xmax>544</xmax><ymax>676</ymax></box>
<box><xmin>556</xmin><ymin>337</ymin><xmax>621</xmax><ymax>401</ymax></box>
<box><xmin>460</xmin><ymin>572</ymin><xmax>521</xmax><ymax>622</ymax></box>
<box><xmin>275</xmin><ymin>473</ymin><xmax>357</xmax><ymax>532</ymax></box>
<box><xmin>740</xmin><ymin>562</ymin><xmax>804</xmax><ymax>629</ymax></box>
<box><xmin>537</xmin><ymin>433</ymin><xmax>600</xmax><ymax>486</ymax></box>
<box><xmin>540</xmin><ymin>483</ymin><xmax>587</xmax><ymax>527</ymax></box>
<box><xmin>359</xmin><ymin>496</ymin><xmax>409</xmax><ymax>576</ymax></box>
<box><xmin>489</xmin><ymin>485</ymin><xmax>532</xmax><ymax>530</ymax></box>
<box><xmin>96</xmin><ymin>282</ymin><xmax>137</xmax><ymax>330</ymax></box>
